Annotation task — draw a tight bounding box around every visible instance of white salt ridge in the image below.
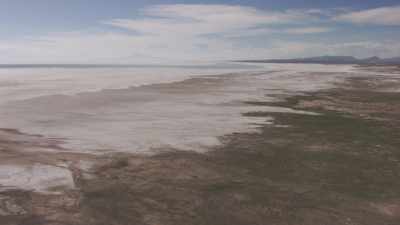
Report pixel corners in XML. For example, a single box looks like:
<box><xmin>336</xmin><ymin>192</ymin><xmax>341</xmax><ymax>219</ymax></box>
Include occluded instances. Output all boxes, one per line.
<box><xmin>0</xmin><ymin>164</ymin><xmax>75</xmax><ymax>193</ymax></box>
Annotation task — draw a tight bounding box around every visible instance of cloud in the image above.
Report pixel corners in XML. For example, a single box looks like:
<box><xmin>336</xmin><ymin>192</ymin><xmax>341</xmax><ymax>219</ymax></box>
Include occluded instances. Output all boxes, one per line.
<box><xmin>0</xmin><ymin>4</ymin><xmax>397</xmax><ymax>64</ymax></box>
<box><xmin>0</xmin><ymin>4</ymin><xmax>327</xmax><ymax>63</ymax></box>
<box><xmin>269</xmin><ymin>41</ymin><xmax>400</xmax><ymax>58</ymax></box>
<box><xmin>221</xmin><ymin>26</ymin><xmax>333</xmax><ymax>38</ymax></box>
<box><xmin>283</xmin><ymin>27</ymin><xmax>334</xmax><ymax>34</ymax></box>
<box><xmin>335</xmin><ymin>6</ymin><xmax>400</xmax><ymax>26</ymax></box>
<box><xmin>105</xmin><ymin>4</ymin><xmax>318</xmax><ymax>37</ymax></box>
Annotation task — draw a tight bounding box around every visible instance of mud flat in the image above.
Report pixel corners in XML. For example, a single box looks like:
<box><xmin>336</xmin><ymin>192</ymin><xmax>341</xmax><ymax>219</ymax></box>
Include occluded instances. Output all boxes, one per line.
<box><xmin>1</xmin><ymin>66</ymin><xmax>400</xmax><ymax>225</ymax></box>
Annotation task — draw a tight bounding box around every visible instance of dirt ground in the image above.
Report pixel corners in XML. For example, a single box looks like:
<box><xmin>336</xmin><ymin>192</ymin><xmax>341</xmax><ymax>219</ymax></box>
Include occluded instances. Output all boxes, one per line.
<box><xmin>1</xmin><ymin>67</ymin><xmax>400</xmax><ymax>225</ymax></box>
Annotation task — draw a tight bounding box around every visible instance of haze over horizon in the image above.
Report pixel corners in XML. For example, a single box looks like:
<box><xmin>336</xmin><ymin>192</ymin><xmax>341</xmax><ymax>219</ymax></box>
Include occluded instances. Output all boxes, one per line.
<box><xmin>1</xmin><ymin>0</ymin><xmax>400</xmax><ymax>64</ymax></box>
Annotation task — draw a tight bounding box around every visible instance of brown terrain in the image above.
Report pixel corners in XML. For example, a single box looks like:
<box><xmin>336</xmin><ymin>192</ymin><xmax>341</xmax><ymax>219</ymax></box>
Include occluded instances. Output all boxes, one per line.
<box><xmin>1</xmin><ymin>66</ymin><xmax>400</xmax><ymax>225</ymax></box>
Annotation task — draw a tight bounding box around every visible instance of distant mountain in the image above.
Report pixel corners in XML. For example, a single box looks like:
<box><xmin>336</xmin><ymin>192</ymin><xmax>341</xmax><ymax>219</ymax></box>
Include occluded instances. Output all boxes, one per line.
<box><xmin>359</xmin><ymin>56</ymin><xmax>381</xmax><ymax>64</ymax></box>
<box><xmin>237</xmin><ymin>56</ymin><xmax>400</xmax><ymax>65</ymax></box>
<box><xmin>380</xmin><ymin>57</ymin><xmax>400</xmax><ymax>64</ymax></box>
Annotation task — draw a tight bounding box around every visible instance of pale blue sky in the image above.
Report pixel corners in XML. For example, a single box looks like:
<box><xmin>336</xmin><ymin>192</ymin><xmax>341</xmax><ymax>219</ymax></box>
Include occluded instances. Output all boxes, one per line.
<box><xmin>1</xmin><ymin>0</ymin><xmax>399</xmax><ymax>63</ymax></box>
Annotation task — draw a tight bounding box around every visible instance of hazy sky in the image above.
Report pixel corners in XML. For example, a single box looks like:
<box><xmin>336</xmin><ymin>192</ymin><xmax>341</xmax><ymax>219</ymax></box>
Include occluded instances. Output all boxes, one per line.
<box><xmin>1</xmin><ymin>0</ymin><xmax>400</xmax><ymax>63</ymax></box>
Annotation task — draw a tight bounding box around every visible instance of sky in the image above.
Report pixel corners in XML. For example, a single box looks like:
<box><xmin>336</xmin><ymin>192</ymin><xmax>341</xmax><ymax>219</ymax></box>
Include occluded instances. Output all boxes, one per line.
<box><xmin>0</xmin><ymin>0</ymin><xmax>400</xmax><ymax>64</ymax></box>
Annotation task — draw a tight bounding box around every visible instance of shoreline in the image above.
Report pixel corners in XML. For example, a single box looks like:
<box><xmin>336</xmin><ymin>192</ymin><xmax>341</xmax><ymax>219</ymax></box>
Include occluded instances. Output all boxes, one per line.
<box><xmin>1</xmin><ymin>67</ymin><xmax>400</xmax><ymax>224</ymax></box>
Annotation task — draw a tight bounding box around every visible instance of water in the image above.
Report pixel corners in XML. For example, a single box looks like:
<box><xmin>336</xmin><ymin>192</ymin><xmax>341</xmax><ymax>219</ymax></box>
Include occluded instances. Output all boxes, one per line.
<box><xmin>0</xmin><ymin>63</ymin><xmax>353</xmax><ymax>154</ymax></box>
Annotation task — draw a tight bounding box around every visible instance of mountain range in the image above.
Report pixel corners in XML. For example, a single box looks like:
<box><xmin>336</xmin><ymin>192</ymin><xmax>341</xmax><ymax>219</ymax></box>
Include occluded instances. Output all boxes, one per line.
<box><xmin>237</xmin><ymin>56</ymin><xmax>400</xmax><ymax>65</ymax></box>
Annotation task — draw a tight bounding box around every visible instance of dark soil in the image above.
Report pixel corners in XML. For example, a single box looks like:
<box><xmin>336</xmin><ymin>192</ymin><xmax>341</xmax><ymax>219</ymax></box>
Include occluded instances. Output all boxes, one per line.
<box><xmin>77</xmin><ymin>76</ymin><xmax>400</xmax><ymax>225</ymax></box>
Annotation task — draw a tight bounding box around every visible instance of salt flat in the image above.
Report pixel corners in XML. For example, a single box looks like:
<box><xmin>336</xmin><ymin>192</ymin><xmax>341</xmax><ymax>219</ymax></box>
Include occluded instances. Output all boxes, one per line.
<box><xmin>0</xmin><ymin>64</ymin><xmax>353</xmax><ymax>154</ymax></box>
